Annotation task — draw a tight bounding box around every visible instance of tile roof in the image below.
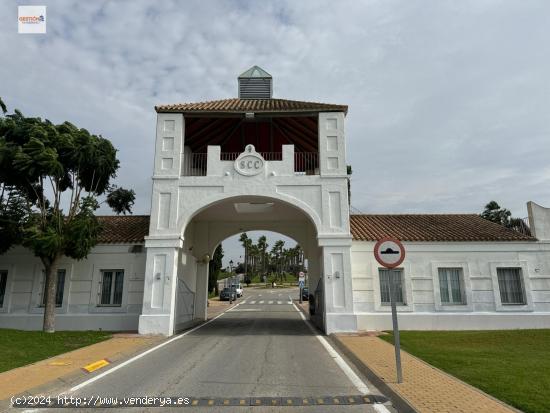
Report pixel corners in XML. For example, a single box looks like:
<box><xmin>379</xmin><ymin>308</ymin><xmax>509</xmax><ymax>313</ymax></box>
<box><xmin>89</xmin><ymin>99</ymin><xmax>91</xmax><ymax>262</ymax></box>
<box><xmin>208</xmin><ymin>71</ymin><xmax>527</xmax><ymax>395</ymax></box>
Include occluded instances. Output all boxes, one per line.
<box><xmin>97</xmin><ymin>215</ymin><xmax>150</xmax><ymax>244</ymax></box>
<box><xmin>350</xmin><ymin>214</ymin><xmax>535</xmax><ymax>242</ymax></box>
<box><xmin>155</xmin><ymin>98</ymin><xmax>348</xmax><ymax>115</ymax></box>
<box><xmin>94</xmin><ymin>214</ymin><xmax>534</xmax><ymax>244</ymax></box>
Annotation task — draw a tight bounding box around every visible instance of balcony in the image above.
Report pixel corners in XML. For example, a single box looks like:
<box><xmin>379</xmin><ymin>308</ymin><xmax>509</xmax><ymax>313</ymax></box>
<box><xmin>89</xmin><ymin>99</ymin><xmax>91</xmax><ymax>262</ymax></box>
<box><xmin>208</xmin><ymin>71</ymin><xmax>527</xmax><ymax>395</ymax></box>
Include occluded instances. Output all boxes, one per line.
<box><xmin>182</xmin><ymin>146</ymin><xmax>319</xmax><ymax>177</ymax></box>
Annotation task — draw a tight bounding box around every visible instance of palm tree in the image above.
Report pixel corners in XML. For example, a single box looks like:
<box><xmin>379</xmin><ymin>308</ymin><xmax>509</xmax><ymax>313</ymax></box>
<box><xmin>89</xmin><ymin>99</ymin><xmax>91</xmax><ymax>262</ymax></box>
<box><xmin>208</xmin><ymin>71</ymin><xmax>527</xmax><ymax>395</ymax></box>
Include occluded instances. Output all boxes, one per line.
<box><xmin>239</xmin><ymin>233</ymin><xmax>252</xmax><ymax>278</ymax></box>
<box><xmin>257</xmin><ymin>235</ymin><xmax>268</xmax><ymax>279</ymax></box>
<box><xmin>271</xmin><ymin>240</ymin><xmax>285</xmax><ymax>281</ymax></box>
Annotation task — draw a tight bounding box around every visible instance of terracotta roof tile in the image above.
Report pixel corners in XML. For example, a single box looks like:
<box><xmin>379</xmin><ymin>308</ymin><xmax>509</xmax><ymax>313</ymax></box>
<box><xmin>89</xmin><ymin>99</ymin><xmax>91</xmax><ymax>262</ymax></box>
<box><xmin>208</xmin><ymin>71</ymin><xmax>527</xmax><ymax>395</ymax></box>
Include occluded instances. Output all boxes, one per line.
<box><xmin>97</xmin><ymin>215</ymin><xmax>149</xmax><ymax>244</ymax></box>
<box><xmin>350</xmin><ymin>214</ymin><xmax>535</xmax><ymax>242</ymax></box>
<box><xmin>93</xmin><ymin>214</ymin><xmax>534</xmax><ymax>244</ymax></box>
<box><xmin>155</xmin><ymin>98</ymin><xmax>348</xmax><ymax>115</ymax></box>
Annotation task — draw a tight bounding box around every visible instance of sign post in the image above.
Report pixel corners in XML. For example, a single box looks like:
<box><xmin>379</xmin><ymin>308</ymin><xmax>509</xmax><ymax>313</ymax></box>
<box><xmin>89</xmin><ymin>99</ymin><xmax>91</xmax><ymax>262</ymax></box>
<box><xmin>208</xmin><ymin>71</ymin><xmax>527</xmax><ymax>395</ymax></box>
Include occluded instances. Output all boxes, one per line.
<box><xmin>374</xmin><ymin>237</ymin><xmax>406</xmax><ymax>384</ymax></box>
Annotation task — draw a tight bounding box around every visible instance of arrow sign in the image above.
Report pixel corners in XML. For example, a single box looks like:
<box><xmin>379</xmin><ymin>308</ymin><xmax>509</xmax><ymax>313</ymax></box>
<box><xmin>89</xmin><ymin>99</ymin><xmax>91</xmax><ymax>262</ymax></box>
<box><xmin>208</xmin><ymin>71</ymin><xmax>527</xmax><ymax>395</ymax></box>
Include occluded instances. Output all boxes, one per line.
<box><xmin>374</xmin><ymin>238</ymin><xmax>406</xmax><ymax>269</ymax></box>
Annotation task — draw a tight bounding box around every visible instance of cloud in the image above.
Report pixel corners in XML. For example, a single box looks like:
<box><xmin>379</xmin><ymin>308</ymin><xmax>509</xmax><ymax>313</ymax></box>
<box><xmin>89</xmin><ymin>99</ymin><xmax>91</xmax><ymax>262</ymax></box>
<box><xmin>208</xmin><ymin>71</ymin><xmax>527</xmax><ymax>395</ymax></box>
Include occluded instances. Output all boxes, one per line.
<box><xmin>1</xmin><ymin>0</ymin><xmax>549</xmax><ymax>221</ymax></box>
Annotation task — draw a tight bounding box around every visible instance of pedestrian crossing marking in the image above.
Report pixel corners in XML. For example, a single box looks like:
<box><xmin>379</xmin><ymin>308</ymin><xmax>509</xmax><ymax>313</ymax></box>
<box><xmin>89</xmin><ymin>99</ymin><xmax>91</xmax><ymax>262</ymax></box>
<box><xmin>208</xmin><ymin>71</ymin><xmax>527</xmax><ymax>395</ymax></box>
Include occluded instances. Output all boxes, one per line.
<box><xmin>277</xmin><ymin>300</ymin><xmax>282</xmax><ymax>304</ymax></box>
<box><xmin>268</xmin><ymin>300</ymin><xmax>274</xmax><ymax>304</ymax></box>
<box><xmin>250</xmin><ymin>301</ymin><xmax>256</xmax><ymax>304</ymax></box>
<box><xmin>259</xmin><ymin>300</ymin><xmax>264</xmax><ymax>304</ymax></box>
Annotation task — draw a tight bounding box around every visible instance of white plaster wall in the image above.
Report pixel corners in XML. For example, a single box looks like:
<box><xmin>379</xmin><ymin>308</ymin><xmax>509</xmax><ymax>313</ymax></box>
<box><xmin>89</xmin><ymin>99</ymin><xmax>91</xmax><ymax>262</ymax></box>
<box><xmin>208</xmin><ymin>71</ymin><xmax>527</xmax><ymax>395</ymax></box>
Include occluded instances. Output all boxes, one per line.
<box><xmin>351</xmin><ymin>240</ymin><xmax>550</xmax><ymax>330</ymax></box>
<box><xmin>0</xmin><ymin>244</ymin><xmax>146</xmax><ymax>331</ymax></box>
<box><xmin>141</xmin><ymin>111</ymin><xmax>356</xmax><ymax>335</ymax></box>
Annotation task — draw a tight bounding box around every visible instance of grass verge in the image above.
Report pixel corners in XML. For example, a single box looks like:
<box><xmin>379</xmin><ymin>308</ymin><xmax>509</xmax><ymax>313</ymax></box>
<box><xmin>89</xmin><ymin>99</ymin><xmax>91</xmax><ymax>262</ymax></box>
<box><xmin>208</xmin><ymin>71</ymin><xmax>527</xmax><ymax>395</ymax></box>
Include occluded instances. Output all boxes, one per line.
<box><xmin>0</xmin><ymin>329</ymin><xmax>112</xmax><ymax>373</ymax></box>
<box><xmin>380</xmin><ymin>330</ymin><xmax>550</xmax><ymax>413</ymax></box>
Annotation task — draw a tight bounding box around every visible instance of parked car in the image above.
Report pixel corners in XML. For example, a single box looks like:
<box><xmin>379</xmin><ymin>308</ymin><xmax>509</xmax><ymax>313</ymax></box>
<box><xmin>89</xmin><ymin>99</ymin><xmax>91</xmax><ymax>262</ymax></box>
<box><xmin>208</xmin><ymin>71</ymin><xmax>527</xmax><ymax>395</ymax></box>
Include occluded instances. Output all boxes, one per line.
<box><xmin>301</xmin><ymin>287</ymin><xmax>309</xmax><ymax>301</ymax></box>
<box><xmin>231</xmin><ymin>283</ymin><xmax>244</xmax><ymax>297</ymax></box>
<box><xmin>220</xmin><ymin>287</ymin><xmax>237</xmax><ymax>301</ymax></box>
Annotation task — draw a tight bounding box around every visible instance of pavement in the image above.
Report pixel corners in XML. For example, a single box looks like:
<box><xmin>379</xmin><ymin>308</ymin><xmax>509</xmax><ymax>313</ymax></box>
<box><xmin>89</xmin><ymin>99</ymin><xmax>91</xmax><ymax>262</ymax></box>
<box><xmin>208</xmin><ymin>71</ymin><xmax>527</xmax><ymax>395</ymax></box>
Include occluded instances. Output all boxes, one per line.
<box><xmin>333</xmin><ymin>334</ymin><xmax>519</xmax><ymax>413</ymax></box>
<box><xmin>0</xmin><ymin>333</ymin><xmax>163</xmax><ymax>403</ymax></box>
<box><xmin>3</xmin><ymin>286</ymin><xmax>395</xmax><ymax>412</ymax></box>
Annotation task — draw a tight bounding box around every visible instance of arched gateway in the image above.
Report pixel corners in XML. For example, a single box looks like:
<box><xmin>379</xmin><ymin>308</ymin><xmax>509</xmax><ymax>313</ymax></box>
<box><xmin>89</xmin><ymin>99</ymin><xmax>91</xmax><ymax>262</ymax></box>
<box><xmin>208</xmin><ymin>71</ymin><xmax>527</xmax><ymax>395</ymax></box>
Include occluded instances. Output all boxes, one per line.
<box><xmin>138</xmin><ymin>66</ymin><xmax>356</xmax><ymax>335</ymax></box>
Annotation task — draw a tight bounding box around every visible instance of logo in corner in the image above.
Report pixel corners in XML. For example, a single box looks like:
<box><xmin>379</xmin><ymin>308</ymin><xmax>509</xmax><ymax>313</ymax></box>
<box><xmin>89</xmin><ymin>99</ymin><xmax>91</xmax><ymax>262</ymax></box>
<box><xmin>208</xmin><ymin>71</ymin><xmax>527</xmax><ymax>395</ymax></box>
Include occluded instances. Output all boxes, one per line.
<box><xmin>18</xmin><ymin>6</ymin><xmax>47</xmax><ymax>34</ymax></box>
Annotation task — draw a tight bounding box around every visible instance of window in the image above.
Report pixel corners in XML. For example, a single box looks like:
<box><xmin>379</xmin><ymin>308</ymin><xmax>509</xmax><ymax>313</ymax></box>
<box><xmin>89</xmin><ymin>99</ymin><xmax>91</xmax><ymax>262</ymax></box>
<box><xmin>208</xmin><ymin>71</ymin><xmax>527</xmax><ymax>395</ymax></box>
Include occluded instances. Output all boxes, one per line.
<box><xmin>100</xmin><ymin>270</ymin><xmax>124</xmax><ymax>306</ymax></box>
<box><xmin>0</xmin><ymin>270</ymin><xmax>7</xmax><ymax>308</ymax></box>
<box><xmin>438</xmin><ymin>268</ymin><xmax>465</xmax><ymax>305</ymax></box>
<box><xmin>40</xmin><ymin>269</ymin><xmax>66</xmax><ymax>307</ymax></box>
<box><xmin>379</xmin><ymin>268</ymin><xmax>405</xmax><ymax>305</ymax></box>
<box><xmin>497</xmin><ymin>268</ymin><xmax>525</xmax><ymax>305</ymax></box>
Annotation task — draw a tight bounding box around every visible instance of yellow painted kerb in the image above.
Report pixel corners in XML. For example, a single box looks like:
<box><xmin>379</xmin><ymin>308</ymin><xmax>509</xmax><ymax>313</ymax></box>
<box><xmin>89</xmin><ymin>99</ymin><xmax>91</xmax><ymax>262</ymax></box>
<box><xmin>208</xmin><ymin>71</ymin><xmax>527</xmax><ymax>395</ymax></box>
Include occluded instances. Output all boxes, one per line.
<box><xmin>82</xmin><ymin>359</ymin><xmax>110</xmax><ymax>373</ymax></box>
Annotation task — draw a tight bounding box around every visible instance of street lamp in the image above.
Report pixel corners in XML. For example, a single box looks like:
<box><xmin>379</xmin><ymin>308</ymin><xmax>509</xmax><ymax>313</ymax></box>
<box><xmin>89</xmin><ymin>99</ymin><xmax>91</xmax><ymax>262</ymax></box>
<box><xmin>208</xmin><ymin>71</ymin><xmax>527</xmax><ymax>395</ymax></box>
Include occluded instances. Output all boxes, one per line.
<box><xmin>228</xmin><ymin>260</ymin><xmax>234</xmax><ymax>304</ymax></box>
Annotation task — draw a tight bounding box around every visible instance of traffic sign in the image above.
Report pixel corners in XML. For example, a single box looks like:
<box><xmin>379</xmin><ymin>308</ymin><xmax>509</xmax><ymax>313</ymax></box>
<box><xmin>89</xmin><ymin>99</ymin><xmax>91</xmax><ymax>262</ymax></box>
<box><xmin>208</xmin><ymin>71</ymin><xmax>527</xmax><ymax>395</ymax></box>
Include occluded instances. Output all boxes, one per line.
<box><xmin>374</xmin><ymin>238</ymin><xmax>406</xmax><ymax>269</ymax></box>
<box><xmin>298</xmin><ymin>272</ymin><xmax>305</xmax><ymax>282</ymax></box>
<box><xmin>373</xmin><ymin>237</ymin><xmax>405</xmax><ymax>384</ymax></box>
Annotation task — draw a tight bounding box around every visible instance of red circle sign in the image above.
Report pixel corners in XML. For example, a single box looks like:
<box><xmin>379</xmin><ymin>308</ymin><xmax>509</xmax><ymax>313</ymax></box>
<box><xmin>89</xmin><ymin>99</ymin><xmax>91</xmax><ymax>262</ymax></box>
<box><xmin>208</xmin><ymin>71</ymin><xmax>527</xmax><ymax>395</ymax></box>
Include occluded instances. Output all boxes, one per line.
<box><xmin>374</xmin><ymin>238</ymin><xmax>406</xmax><ymax>269</ymax></box>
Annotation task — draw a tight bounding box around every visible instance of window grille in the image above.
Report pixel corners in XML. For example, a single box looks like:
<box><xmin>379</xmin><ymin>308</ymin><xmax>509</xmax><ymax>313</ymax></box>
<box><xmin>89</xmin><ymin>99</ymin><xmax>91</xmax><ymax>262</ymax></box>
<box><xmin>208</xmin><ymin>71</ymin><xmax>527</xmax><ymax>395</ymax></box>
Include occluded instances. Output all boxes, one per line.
<box><xmin>497</xmin><ymin>268</ymin><xmax>526</xmax><ymax>305</ymax></box>
<box><xmin>438</xmin><ymin>268</ymin><xmax>465</xmax><ymax>304</ymax></box>
<box><xmin>379</xmin><ymin>268</ymin><xmax>405</xmax><ymax>305</ymax></box>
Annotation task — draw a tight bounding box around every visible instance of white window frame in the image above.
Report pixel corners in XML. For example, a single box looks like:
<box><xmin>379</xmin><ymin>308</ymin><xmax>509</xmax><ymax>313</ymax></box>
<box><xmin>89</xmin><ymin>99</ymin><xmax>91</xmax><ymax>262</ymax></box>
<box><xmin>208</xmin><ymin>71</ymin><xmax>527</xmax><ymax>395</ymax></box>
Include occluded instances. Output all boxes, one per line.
<box><xmin>431</xmin><ymin>262</ymin><xmax>473</xmax><ymax>311</ymax></box>
<box><xmin>90</xmin><ymin>268</ymin><xmax>128</xmax><ymax>312</ymax></box>
<box><xmin>0</xmin><ymin>265</ymin><xmax>15</xmax><ymax>313</ymax></box>
<box><xmin>30</xmin><ymin>264</ymin><xmax>71</xmax><ymax>314</ymax></box>
<box><xmin>490</xmin><ymin>261</ymin><xmax>533</xmax><ymax>311</ymax></box>
<box><xmin>371</xmin><ymin>262</ymin><xmax>413</xmax><ymax>312</ymax></box>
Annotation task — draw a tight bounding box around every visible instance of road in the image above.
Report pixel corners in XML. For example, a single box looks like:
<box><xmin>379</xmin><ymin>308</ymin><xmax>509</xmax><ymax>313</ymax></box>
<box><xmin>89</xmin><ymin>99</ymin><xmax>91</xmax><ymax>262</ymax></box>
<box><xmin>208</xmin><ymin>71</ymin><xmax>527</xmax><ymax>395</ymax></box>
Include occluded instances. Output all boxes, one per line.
<box><xmin>29</xmin><ymin>287</ymin><xmax>394</xmax><ymax>412</ymax></box>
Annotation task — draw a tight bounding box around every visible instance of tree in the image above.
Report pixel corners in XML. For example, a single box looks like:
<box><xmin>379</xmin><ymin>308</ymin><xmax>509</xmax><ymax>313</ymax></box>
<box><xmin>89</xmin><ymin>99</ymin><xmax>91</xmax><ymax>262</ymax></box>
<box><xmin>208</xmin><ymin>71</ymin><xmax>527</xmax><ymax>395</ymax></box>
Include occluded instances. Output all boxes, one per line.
<box><xmin>208</xmin><ymin>244</ymin><xmax>223</xmax><ymax>295</ymax></box>
<box><xmin>481</xmin><ymin>201</ymin><xmax>511</xmax><ymax>226</ymax></box>
<box><xmin>0</xmin><ymin>103</ymin><xmax>135</xmax><ymax>332</ymax></box>
<box><xmin>480</xmin><ymin>201</ymin><xmax>531</xmax><ymax>236</ymax></box>
<box><xmin>257</xmin><ymin>235</ymin><xmax>268</xmax><ymax>279</ymax></box>
<box><xmin>239</xmin><ymin>232</ymin><xmax>252</xmax><ymax>277</ymax></box>
<box><xmin>270</xmin><ymin>240</ymin><xmax>285</xmax><ymax>281</ymax></box>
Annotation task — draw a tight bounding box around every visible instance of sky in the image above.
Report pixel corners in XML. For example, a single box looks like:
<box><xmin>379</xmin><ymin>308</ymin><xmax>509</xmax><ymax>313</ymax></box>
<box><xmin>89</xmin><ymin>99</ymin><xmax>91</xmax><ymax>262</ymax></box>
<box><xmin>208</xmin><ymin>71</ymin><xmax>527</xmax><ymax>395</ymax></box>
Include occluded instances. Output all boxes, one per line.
<box><xmin>1</xmin><ymin>0</ymin><xmax>549</xmax><ymax>265</ymax></box>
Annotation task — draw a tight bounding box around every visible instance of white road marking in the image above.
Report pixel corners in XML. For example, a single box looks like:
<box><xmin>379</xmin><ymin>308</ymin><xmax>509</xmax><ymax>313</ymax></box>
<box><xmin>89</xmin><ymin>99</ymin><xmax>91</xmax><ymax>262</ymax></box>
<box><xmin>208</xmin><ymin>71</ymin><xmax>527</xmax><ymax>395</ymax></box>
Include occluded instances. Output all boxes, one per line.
<box><xmin>250</xmin><ymin>301</ymin><xmax>256</xmax><ymax>304</ymax></box>
<box><xmin>292</xmin><ymin>303</ymin><xmax>370</xmax><ymax>395</ymax></box>
<box><xmin>69</xmin><ymin>304</ymin><xmax>238</xmax><ymax>392</ymax></box>
<box><xmin>259</xmin><ymin>300</ymin><xmax>264</xmax><ymax>304</ymax></box>
<box><xmin>277</xmin><ymin>300</ymin><xmax>282</xmax><ymax>304</ymax></box>
<box><xmin>268</xmin><ymin>300</ymin><xmax>274</xmax><ymax>304</ymax></box>
<box><xmin>373</xmin><ymin>403</ymin><xmax>392</xmax><ymax>413</ymax></box>
<box><xmin>229</xmin><ymin>308</ymin><xmax>262</xmax><ymax>312</ymax></box>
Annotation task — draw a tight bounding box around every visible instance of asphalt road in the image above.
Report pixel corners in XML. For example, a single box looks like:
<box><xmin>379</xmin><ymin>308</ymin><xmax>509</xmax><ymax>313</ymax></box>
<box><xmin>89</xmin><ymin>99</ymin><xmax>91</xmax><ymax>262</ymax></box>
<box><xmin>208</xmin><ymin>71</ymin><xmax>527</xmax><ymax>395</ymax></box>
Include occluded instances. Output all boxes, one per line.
<box><xmin>27</xmin><ymin>287</ymin><xmax>394</xmax><ymax>412</ymax></box>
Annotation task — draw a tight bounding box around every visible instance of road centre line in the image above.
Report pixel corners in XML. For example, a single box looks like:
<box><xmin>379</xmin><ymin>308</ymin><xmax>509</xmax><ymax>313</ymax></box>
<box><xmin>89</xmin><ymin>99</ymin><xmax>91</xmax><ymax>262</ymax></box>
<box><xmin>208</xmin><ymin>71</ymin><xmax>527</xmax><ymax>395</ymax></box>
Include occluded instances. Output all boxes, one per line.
<box><xmin>291</xmin><ymin>303</ymin><xmax>370</xmax><ymax>395</ymax></box>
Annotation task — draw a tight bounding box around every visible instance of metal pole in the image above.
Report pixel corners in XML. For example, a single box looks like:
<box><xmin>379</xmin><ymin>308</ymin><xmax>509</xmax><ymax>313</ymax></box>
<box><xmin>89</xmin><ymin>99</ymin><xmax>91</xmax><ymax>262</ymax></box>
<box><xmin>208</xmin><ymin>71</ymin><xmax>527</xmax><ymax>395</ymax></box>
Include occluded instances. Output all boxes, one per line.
<box><xmin>388</xmin><ymin>269</ymin><xmax>403</xmax><ymax>383</ymax></box>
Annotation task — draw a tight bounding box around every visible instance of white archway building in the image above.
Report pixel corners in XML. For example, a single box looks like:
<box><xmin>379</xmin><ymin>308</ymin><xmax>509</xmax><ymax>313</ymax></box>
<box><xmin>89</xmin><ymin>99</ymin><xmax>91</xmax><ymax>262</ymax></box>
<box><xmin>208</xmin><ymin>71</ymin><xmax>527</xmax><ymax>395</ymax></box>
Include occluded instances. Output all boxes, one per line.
<box><xmin>139</xmin><ymin>84</ymin><xmax>356</xmax><ymax>334</ymax></box>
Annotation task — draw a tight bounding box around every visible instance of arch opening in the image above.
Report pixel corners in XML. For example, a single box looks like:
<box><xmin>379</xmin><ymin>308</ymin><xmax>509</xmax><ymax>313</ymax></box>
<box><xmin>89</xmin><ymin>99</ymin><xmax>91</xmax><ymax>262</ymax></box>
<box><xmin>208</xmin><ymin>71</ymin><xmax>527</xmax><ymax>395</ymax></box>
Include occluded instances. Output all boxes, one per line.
<box><xmin>174</xmin><ymin>195</ymin><xmax>325</xmax><ymax>334</ymax></box>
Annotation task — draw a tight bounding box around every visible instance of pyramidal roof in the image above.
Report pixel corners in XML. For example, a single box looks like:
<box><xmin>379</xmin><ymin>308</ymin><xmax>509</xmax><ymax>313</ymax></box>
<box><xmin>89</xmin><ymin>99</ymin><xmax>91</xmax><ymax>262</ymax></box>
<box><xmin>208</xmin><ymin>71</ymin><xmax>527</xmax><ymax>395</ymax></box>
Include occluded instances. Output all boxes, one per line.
<box><xmin>238</xmin><ymin>65</ymin><xmax>272</xmax><ymax>78</ymax></box>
